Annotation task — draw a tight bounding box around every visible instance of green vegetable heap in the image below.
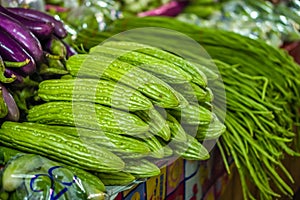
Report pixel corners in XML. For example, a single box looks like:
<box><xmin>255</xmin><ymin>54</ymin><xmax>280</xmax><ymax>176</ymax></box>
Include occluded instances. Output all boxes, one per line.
<box><xmin>74</xmin><ymin>16</ymin><xmax>300</xmax><ymax>200</ymax></box>
<box><xmin>0</xmin><ymin>33</ymin><xmax>223</xmax><ymax>198</ymax></box>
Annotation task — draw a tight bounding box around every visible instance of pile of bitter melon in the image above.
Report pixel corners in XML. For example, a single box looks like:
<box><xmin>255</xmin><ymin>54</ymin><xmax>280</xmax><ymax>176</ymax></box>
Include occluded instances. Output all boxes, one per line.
<box><xmin>0</xmin><ymin>40</ymin><xmax>225</xmax><ymax>198</ymax></box>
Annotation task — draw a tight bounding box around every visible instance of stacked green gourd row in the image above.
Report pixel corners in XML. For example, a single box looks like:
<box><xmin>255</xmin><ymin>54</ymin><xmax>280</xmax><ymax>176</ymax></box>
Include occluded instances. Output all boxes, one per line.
<box><xmin>0</xmin><ymin>41</ymin><xmax>225</xmax><ymax>189</ymax></box>
<box><xmin>74</xmin><ymin>17</ymin><xmax>300</xmax><ymax>200</ymax></box>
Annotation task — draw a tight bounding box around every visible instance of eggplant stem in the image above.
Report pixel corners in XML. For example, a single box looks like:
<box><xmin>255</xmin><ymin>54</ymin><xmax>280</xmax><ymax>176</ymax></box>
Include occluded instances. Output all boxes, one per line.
<box><xmin>44</xmin><ymin>52</ymin><xmax>63</xmax><ymax>60</ymax></box>
<box><xmin>4</xmin><ymin>59</ymin><xmax>30</xmax><ymax>68</ymax></box>
<box><xmin>0</xmin><ymin>56</ymin><xmax>16</xmax><ymax>83</ymax></box>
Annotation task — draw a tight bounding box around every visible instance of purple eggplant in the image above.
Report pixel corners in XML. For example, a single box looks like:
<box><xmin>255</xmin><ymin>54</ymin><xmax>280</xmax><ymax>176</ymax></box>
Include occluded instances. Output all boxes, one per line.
<box><xmin>0</xmin><ymin>30</ymin><xmax>36</xmax><ymax>75</ymax></box>
<box><xmin>8</xmin><ymin>7</ymin><xmax>68</xmax><ymax>39</ymax></box>
<box><xmin>0</xmin><ymin>6</ymin><xmax>55</xmax><ymax>40</ymax></box>
<box><xmin>0</xmin><ymin>12</ymin><xmax>44</xmax><ymax>64</ymax></box>
<box><xmin>0</xmin><ymin>83</ymin><xmax>19</xmax><ymax>121</ymax></box>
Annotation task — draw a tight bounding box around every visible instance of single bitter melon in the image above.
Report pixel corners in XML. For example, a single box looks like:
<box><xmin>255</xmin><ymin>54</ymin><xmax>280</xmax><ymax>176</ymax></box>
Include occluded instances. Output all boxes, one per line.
<box><xmin>21</xmin><ymin>122</ymin><xmax>151</xmax><ymax>154</ymax></box>
<box><xmin>27</xmin><ymin>101</ymin><xmax>149</xmax><ymax>136</ymax></box>
<box><xmin>0</xmin><ymin>121</ymin><xmax>125</xmax><ymax>172</ymax></box>
<box><xmin>38</xmin><ymin>79</ymin><xmax>153</xmax><ymax>111</ymax></box>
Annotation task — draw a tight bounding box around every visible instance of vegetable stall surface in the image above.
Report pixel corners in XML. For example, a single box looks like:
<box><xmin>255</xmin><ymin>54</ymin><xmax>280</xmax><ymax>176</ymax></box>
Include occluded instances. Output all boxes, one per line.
<box><xmin>73</xmin><ymin>16</ymin><xmax>300</xmax><ymax>199</ymax></box>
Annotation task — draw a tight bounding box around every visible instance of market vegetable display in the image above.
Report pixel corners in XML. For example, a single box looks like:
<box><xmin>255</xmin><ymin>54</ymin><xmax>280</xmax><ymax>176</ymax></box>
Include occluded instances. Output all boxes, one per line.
<box><xmin>73</xmin><ymin>16</ymin><xmax>300</xmax><ymax>199</ymax></box>
<box><xmin>27</xmin><ymin>42</ymin><xmax>218</xmax><ymax>163</ymax></box>
<box><xmin>7</xmin><ymin>7</ymin><xmax>67</xmax><ymax>38</ymax></box>
<box><xmin>95</xmin><ymin>171</ymin><xmax>136</xmax><ymax>186</ymax></box>
<box><xmin>0</xmin><ymin>2</ymin><xmax>299</xmax><ymax>199</ymax></box>
<box><xmin>0</xmin><ymin>12</ymin><xmax>225</xmax><ymax>197</ymax></box>
<box><xmin>22</xmin><ymin>122</ymin><xmax>151</xmax><ymax>154</ymax></box>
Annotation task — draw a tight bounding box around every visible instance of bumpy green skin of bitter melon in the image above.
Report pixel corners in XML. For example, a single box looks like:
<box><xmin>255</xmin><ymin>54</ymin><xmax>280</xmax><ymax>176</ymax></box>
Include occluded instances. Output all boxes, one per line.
<box><xmin>122</xmin><ymin>159</ymin><xmax>161</xmax><ymax>178</ymax></box>
<box><xmin>166</xmin><ymin>113</ymin><xmax>187</xmax><ymax>142</ymax></box>
<box><xmin>167</xmin><ymin>104</ymin><xmax>213</xmax><ymax>126</ymax></box>
<box><xmin>0</xmin><ymin>121</ymin><xmax>125</xmax><ymax>173</ymax></box>
<box><xmin>38</xmin><ymin>79</ymin><xmax>153</xmax><ymax>112</ymax></box>
<box><xmin>137</xmin><ymin>132</ymin><xmax>165</xmax><ymax>159</ymax></box>
<box><xmin>135</xmin><ymin>108</ymin><xmax>171</xmax><ymax>141</ymax></box>
<box><xmin>27</xmin><ymin>101</ymin><xmax>149</xmax><ymax>136</ymax></box>
<box><xmin>94</xmin><ymin>172</ymin><xmax>136</xmax><ymax>186</ymax></box>
<box><xmin>195</xmin><ymin>115</ymin><xmax>226</xmax><ymax>141</ymax></box>
<box><xmin>66</xmin><ymin>54</ymin><xmax>187</xmax><ymax>108</ymax></box>
<box><xmin>172</xmin><ymin>134</ymin><xmax>210</xmax><ymax>160</ymax></box>
<box><xmin>21</xmin><ymin>122</ymin><xmax>151</xmax><ymax>155</ymax></box>
<box><xmin>89</xmin><ymin>45</ymin><xmax>193</xmax><ymax>84</ymax></box>
<box><xmin>102</xmin><ymin>41</ymin><xmax>208</xmax><ymax>87</ymax></box>
<box><xmin>181</xmin><ymin>113</ymin><xmax>225</xmax><ymax>141</ymax></box>
<box><xmin>170</xmin><ymin>82</ymin><xmax>208</xmax><ymax>103</ymax></box>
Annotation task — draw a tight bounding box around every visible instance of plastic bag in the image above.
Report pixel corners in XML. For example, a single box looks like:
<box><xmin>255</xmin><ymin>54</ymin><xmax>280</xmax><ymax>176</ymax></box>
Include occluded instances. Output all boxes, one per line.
<box><xmin>117</xmin><ymin>0</ymin><xmax>171</xmax><ymax>14</ymax></box>
<box><xmin>0</xmin><ymin>147</ymin><xmax>106</xmax><ymax>200</ymax></box>
<box><xmin>177</xmin><ymin>0</ymin><xmax>300</xmax><ymax>46</ymax></box>
<box><xmin>64</xmin><ymin>0</ymin><xmax>122</xmax><ymax>31</ymax></box>
<box><xmin>0</xmin><ymin>0</ymin><xmax>45</xmax><ymax>11</ymax></box>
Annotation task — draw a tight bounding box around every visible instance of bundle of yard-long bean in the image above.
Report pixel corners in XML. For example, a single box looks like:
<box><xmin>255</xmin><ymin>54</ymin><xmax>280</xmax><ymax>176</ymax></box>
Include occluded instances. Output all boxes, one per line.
<box><xmin>215</xmin><ymin>61</ymin><xmax>298</xmax><ymax>199</ymax></box>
